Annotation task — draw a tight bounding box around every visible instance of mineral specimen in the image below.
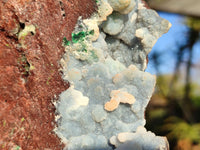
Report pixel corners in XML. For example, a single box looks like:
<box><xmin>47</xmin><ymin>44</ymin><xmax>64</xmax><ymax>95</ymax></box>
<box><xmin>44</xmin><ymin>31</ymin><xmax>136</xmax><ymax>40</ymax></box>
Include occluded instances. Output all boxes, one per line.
<box><xmin>54</xmin><ymin>0</ymin><xmax>171</xmax><ymax>149</ymax></box>
<box><xmin>0</xmin><ymin>0</ymin><xmax>96</xmax><ymax>149</ymax></box>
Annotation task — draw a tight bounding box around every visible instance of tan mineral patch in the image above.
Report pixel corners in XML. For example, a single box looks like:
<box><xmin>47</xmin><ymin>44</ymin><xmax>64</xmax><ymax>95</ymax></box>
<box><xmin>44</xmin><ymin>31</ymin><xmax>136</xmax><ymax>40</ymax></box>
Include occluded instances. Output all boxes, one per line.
<box><xmin>104</xmin><ymin>98</ymin><xmax>120</xmax><ymax>111</ymax></box>
<box><xmin>97</xmin><ymin>0</ymin><xmax>113</xmax><ymax>23</ymax></box>
<box><xmin>109</xmin><ymin>136</ymin><xmax>121</xmax><ymax>147</ymax></box>
<box><xmin>104</xmin><ymin>90</ymin><xmax>136</xmax><ymax>111</ymax></box>
<box><xmin>83</xmin><ymin>19</ymin><xmax>99</xmax><ymax>41</ymax></box>
<box><xmin>119</xmin><ymin>0</ymin><xmax>136</xmax><ymax>14</ymax></box>
<box><xmin>112</xmin><ymin>73</ymin><xmax>124</xmax><ymax>84</ymax></box>
<box><xmin>108</xmin><ymin>0</ymin><xmax>131</xmax><ymax>12</ymax></box>
<box><xmin>111</xmin><ymin>90</ymin><xmax>136</xmax><ymax>104</ymax></box>
<box><xmin>119</xmin><ymin>92</ymin><xmax>135</xmax><ymax>104</ymax></box>
<box><xmin>67</xmin><ymin>68</ymin><xmax>82</xmax><ymax>82</ymax></box>
<box><xmin>117</xmin><ymin>132</ymin><xmax>135</xmax><ymax>143</ymax></box>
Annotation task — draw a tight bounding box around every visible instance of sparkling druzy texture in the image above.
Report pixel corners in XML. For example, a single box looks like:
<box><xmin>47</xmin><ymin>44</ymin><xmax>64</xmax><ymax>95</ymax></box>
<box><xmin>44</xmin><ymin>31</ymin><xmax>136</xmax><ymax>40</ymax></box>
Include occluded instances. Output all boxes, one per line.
<box><xmin>54</xmin><ymin>0</ymin><xmax>171</xmax><ymax>149</ymax></box>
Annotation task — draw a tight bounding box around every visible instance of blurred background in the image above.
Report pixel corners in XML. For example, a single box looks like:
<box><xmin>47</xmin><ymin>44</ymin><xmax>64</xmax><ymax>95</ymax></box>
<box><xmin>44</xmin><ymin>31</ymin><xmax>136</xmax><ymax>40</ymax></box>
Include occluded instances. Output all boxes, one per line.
<box><xmin>145</xmin><ymin>0</ymin><xmax>200</xmax><ymax>149</ymax></box>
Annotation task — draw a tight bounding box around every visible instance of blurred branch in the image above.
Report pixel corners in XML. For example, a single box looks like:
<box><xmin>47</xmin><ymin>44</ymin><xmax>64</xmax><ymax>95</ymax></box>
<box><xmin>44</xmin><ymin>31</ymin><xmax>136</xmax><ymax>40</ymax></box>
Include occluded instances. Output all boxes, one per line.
<box><xmin>150</xmin><ymin>17</ymin><xmax>200</xmax><ymax>123</ymax></box>
<box><xmin>182</xmin><ymin>29</ymin><xmax>199</xmax><ymax>123</ymax></box>
<box><xmin>168</xmin><ymin>27</ymin><xmax>199</xmax><ymax>123</ymax></box>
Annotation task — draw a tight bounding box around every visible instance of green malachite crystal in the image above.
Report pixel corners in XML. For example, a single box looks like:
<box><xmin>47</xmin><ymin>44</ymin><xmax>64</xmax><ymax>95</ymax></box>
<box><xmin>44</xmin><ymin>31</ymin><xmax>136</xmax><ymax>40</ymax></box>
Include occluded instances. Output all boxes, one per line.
<box><xmin>63</xmin><ymin>37</ymin><xmax>70</xmax><ymax>46</ymax></box>
<box><xmin>72</xmin><ymin>30</ymin><xmax>95</xmax><ymax>43</ymax></box>
<box><xmin>88</xmin><ymin>30</ymin><xmax>94</xmax><ymax>35</ymax></box>
<box><xmin>63</xmin><ymin>30</ymin><xmax>95</xmax><ymax>46</ymax></box>
<box><xmin>72</xmin><ymin>31</ymin><xmax>86</xmax><ymax>43</ymax></box>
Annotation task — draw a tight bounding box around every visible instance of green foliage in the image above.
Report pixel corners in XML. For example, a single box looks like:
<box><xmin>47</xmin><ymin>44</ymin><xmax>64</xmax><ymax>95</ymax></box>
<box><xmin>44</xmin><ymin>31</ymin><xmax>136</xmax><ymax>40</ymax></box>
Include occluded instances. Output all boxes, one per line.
<box><xmin>162</xmin><ymin>116</ymin><xmax>200</xmax><ymax>143</ymax></box>
<box><xmin>156</xmin><ymin>75</ymin><xmax>185</xmax><ymax>99</ymax></box>
<box><xmin>190</xmin><ymin>83</ymin><xmax>200</xmax><ymax>107</ymax></box>
<box><xmin>156</xmin><ymin>75</ymin><xmax>171</xmax><ymax>96</ymax></box>
<box><xmin>149</xmin><ymin>108</ymin><xmax>167</xmax><ymax>119</ymax></box>
<box><xmin>147</xmin><ymin>74</ymin><xmax>200</xmax><ymax>149</ymax></box>
<box><xmin>186</xmin><ymin>17</ymin><xmax>200</xmax><ymax>31</ymax></box>
<box><xmin>191</xmin><ymin>96</ymin><xmax>200</xmax><ymax>107</ymax></box>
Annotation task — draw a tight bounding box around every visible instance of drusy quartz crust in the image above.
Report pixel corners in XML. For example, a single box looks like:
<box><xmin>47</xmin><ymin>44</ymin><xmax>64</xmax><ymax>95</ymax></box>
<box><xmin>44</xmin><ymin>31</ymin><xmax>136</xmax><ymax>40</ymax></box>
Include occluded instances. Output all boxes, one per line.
<box><xmin>55</xmin><ymin>0</ymin><xmax>171</xmax><ymax>149</ymax></box>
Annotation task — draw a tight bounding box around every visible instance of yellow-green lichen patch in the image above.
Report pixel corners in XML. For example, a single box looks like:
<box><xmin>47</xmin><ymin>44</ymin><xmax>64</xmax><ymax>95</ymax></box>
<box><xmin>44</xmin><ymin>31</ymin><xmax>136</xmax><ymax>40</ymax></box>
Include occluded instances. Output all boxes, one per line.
<box><xmin>70</xmin><ymin>41</ymin><xmax>99</xmax><ymax>63</ymax></box>
<box><xmin>18</xmin><ymin>24</ymin><xmax>36</xmax><ymax>39</ymax></box>
<box><xmin>18</xmin><ymin>24</ymin><xmax>36</xmax><ymax>48</ymax></box>
<box><xmin>29</xmin><ymin>63</ymin><xmax>35</xmax><ymax>71</ymax></box>
<box><xmin>17</xmin><ymin>54</ymin><xmax>34</xmax><ymax>79</ymax></box>
<box><xmin>21</xmin><ymin>117</ymin><xmax>25</xmax><ymax>122</ymax></box>
<box><xmin>4</xmin><ymin>43</ymin><xmax>11</xmax><ymax>48</ymax></box>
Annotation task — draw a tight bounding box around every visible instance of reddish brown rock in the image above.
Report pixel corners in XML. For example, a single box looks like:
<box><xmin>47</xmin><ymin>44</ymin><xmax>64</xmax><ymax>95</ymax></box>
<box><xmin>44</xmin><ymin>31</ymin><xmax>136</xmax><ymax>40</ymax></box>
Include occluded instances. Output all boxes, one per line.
<box><xmin>0</xmin><ymin>0</ymin><xmax>96</xmax><ymax>149</ymax></box>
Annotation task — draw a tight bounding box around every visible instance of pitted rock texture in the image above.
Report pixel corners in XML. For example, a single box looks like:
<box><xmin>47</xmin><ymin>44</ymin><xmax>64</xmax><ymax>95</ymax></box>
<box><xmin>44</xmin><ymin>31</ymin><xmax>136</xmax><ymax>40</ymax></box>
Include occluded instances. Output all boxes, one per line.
<box><xmin>113</xmin><ymin>126</ymin><xmax>169</xmax><ymax>150</ymax></box>
<box><xmin>55</xmin><ymin>0</ymin><xmax>171</xmax><ymax>149</ymax></box>
<box><xmin>0</xmin><ymin>0</ymin><xmax>96</xmax><ymax>149</ymax></box>
<box><xmin>56</xmin><ymin>61</ymin><xmax>156</xmax><ymax>149</ymax></box>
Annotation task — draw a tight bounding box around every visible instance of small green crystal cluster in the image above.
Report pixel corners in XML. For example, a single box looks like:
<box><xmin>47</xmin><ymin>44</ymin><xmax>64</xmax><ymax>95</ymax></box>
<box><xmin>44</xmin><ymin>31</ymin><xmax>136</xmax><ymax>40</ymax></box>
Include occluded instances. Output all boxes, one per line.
<box><xmin>62</xmin><ymin>30</ymin><xmax>94</xmax><ymax>46</ymax></box>
<box><xmin>62</xmin><ymin>29</ymin><xmax>98</xmax><ymax>62</ymax></box>
<box><xmin>63</xmin><ymin>37</ymin><xmax>70</xmax><ymax>46</ymax></box>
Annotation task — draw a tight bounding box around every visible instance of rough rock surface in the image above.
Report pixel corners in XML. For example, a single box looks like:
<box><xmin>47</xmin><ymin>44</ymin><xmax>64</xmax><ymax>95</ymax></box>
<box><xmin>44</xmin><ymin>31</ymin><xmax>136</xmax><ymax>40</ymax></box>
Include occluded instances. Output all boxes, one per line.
<box><xmin>0</xmin><ymin>0</ymin><xmax>96</xmax><ymax>149</ymax></box>
<box><xmin>113</xmin><ymin>126</ymin><xmax>169</xmax><ymax>150</ymax></box>
<box><xmin>54</xmin><ymin>0</ymin><xmax>171</xmax><ymax>149</ymax></box>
